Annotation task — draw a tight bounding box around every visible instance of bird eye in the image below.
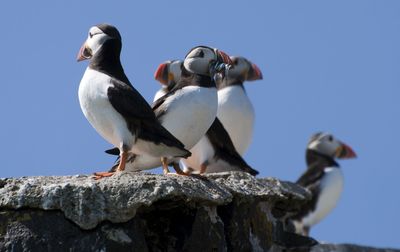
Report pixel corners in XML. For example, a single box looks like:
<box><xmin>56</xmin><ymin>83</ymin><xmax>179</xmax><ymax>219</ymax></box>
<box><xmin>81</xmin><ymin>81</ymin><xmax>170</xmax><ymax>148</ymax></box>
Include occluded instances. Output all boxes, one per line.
<box><xmin>192</xmin><ymin>50</ymin><xmax>204</xmax><ymax>58</ymax></box>
<box><xmin>328</xmin><ymin>135</ymin><xmax>333</xmax><ymax>141</ymax></box>
<box><xmin>89</xmin><ymin>32</ymin><xmax>93</xmax><ymax>38</ymax></box>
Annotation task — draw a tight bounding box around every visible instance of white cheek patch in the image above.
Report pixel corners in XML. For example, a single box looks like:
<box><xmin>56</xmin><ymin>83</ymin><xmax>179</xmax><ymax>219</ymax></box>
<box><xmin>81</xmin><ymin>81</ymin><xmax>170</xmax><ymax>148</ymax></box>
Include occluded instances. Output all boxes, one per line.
<box><xmin>86</xmin><ymin>33</ymin><xmax>109</xmax><ymax>56</ymax></box>
<box><xmin>308</xmin><ymin>141</ymin><xmax>319</xmax><ymax>151</ymax></box>
<box><xmin>308</xmin><ymin>137</ymin><xmax>341</xmax><ymax>156</ymax></box>
<box><xmin>170</xmin><ymin>61</ymin><xmax>183</xmax><ymax>80</ymax></box>
<box><xmin>89</xmin><ymin>27</ymin><xmax>103</xmax><ymax>37</ymax></box>
<box><xmin>184</xmin><ymin>58</ymin><xmax>208</xmax><ymax>75</ymax></box>
<box><xmin>228</xmin><ymin>63</ymin><xmax>246</xmax><ymax>78</ymax></box>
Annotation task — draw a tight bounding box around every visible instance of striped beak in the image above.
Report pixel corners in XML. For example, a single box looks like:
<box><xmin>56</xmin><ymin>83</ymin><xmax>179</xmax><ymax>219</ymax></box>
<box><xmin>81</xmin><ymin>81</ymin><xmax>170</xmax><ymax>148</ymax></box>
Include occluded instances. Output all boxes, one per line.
<box><xmin>246</xmin><ymin>62</ymin><xmax>263</xmax><ymax>81</ymax></box>
<box><xmin>216</xmin><ymin>49</ymin><xmax>233</xmax><ymax>66</ymax></box>
<box><xmin>335</xmin><ymin>142</ymin><xmax>357</xmax><ymax>159</ymax></box>
<box><xmin>154</xmin><ymin>62</ymin><xmax>170</xmax><ymax>85</ymax></box>
<box><xmin>77</xmin><ymin>42</ymin><xmax>92</xmax><ymax>62</ymax></box>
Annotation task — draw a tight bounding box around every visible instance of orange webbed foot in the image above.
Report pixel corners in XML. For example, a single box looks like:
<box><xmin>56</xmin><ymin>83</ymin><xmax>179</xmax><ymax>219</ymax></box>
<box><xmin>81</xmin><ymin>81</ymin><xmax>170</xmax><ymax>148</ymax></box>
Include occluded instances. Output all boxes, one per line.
<box><xmin>93</xmin><ymin>171</ymin><xmax>116</xmax><ymax>180</ymax></box>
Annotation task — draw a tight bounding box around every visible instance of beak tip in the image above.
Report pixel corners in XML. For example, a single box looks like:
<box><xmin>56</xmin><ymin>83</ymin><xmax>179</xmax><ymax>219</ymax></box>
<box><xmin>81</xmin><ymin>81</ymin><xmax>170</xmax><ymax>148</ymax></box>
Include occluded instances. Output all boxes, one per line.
<box><xmin>338</xmin><ymin>143</ymin><xmax>357</xmax><ymax>159</ymax></box>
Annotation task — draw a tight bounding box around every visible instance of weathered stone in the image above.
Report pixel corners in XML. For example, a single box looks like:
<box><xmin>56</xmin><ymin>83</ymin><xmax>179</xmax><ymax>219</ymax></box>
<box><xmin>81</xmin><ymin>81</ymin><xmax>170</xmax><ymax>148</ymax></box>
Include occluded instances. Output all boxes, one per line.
<box><xmin>0</xmin><ymin>172</ymin><xmax>307</xmax><ymax>230</ymax></box>
<box><xmin>0</xmin><ymin>171</ymin><xmax>397</xmax><ymax>252</ymax></box>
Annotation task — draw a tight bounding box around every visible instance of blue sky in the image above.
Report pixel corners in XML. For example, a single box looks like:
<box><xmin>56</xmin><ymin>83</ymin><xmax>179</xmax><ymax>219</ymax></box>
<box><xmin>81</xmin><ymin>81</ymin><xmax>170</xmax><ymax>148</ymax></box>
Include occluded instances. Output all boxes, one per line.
<box><xmin>1</xmin><ymin>1</ymin><xmax>399</xmax><ymax>248</ymax></box>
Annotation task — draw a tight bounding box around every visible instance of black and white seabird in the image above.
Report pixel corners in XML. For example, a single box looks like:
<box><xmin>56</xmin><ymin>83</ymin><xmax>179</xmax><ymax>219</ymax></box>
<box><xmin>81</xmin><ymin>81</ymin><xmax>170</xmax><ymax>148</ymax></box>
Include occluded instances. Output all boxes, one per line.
<box><xmin>291</xmin><ymin>132</ymin><xmax>357</xmax><ymax>236</ymax></box>
<box><xmin>76</xmin><ymin>24</ymin><xmax>190</xmax><ymax>179</ymax></box>
<box><xmin>106</xmin><ymin>46</ymin><xmax>233</xmax><ymax>174</ymax></box>
<box><xmin>152</xmin><ymin>60</ymin><xmax>259</xmax><ymax>176</ymax></box>
<box><xmin>216</xmin><ymin>56</ymin><xmax>263</xmax><ymax>155</ymax></box>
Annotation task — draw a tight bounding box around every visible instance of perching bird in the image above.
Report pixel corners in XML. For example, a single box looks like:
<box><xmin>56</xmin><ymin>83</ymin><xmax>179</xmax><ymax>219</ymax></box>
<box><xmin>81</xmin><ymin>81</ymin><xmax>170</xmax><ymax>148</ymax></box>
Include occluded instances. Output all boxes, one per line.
<box><xmin>106</xmin><ymin>46</ymin><xmax>233</xmax><ymax>174</ymax></box>
<box><xmin>152</xmin><ymin>60</ymin><xmax>259</xmax><ymax>176</ymax></box>
<box><xmin>291</xmin><ymin>132</ymin><xmax>357</xmax><ymax>236</ymax></box>
<box><xmin>76</xmin><ymin>24</ymin><xmax>190</xmax><ymax>179</ymax></box>
<box><xmin>216</xmin><ymin>56</ymin><xmax>263</xmax><ymax>155</ymax></box>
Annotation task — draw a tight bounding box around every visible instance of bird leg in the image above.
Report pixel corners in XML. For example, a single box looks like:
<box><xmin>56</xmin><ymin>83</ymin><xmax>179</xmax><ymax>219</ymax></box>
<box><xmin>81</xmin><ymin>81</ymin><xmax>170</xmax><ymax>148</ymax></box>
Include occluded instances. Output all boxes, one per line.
<box><xmin>200</xmin><ymin>163</ymin><xmax>208</xmax><ymax>174</ymax></box>
<box><xmin>161</xmin><ymin>157</ymin><xmax>170</xmax><ymax>175</ymax></box>
<box><xmin>93</xmin><ymin>150</ymin><xmax>128</xmax><ymax>180</ymax></box>
<box><xmin>117</xmin><ymin>150</ymin><xmax>128</xmax><ymax>172</ymax></box>
<box><xmin>173</xmin><ymin>162</ymin><xmax>208</xmax><ymax>180</ymax></box>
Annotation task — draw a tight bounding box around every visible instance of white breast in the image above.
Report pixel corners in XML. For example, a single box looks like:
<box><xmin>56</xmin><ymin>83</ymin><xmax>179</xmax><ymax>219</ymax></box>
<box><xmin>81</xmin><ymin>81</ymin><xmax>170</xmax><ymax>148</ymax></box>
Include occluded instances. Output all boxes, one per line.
<box><xmin>301</xmin><ymin>167</ymin><xmax>344</xmax><ymax>228</ymax></box>
<box><xmin>181</xmin><ymin>136</ymin><xmax>215</xmax><ymax>171</ymax></box>
<box><xmin>181</xmin><ymin>135</ymin><xmax>242</xmax><ymax>174</ymax></box>
<box><xmin>217</xmin><ymin>86</ymin><xmax>254</xmax><ymax>155</ymax></box>
<box><xmin>78</xmin><ymin>68</ymin><xmax>133</xmax><ymax>149</ymax></box>
<box><xmin>125</xmin><ymin>86</ymin><xmax>218</xmax><ymax>171</ymax></box>
<box><xmin>160</xmin><ymin>86</ymin><xmax>218</xmax><ymax>149</ymax></box>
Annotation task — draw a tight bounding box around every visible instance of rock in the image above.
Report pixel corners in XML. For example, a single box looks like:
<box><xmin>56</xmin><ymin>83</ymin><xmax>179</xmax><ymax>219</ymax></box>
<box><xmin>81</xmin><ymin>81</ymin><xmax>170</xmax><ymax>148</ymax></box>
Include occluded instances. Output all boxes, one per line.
<box><xmin>0</xmin><ymin>171</ymin><xmax>397</xmax><ymax>252</ymax></box>
<box><xmin>0</xmin><ymin>172</ymin><xmax>307</xmax><ymax>231</ymax></box>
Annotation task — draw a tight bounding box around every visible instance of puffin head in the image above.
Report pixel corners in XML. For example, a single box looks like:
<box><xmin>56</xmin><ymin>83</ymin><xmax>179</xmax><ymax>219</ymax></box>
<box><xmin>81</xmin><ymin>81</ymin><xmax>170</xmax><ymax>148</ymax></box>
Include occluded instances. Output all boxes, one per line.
<box><xmin>77</xmin><ymin>23</ymin><xmax>122</xmax><ymax>62</ymax></box>
<box><xmin>183</xmin><ymin>46</ymin><xmax>233</xmax><ymax>77</ymax></box>
<box><xmin>307</xmin><ymin>132</ymin><xmax>357</xmax><ymax>159</ymax></box>
<box><xmin>154</xmin><ymin>60</ymin><xmax>183</xmax><ymax>87</ymax></box>
<box><xmin>229</xmin><ymin>56</ymin><xmax>263</xmax><ymax>81</ymax></box>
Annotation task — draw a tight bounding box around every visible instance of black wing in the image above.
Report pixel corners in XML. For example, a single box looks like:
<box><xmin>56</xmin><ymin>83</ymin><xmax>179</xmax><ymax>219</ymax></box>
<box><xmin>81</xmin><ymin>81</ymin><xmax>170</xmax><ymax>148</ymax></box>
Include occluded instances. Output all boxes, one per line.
<box><xmin>151</xmin><ymin>88</ymin><xmax>179</xmax><ymax>120</ymax></box>
<box><xmin>207</xmin><ymin>118</ymin><xmax>259</xmax><ymax>176</ymax></box>
<box><xmin>295</xmin><ymin>165</ymin><xmax>325</xmax><ymax>187</ymax></box>
<box><xmin>107</xmin><ymin>79</ymin><xmax>189</xmax><ymax>153</ymax></box>
<box><xmin>151</xmin><ymin>70</ymin><xmax>203</xmax><ymax>119</ymax></box>
<box><xmin>292</xmin><ymin>165</ymin><xmax>325</xmax><ymax>221</ymax></box>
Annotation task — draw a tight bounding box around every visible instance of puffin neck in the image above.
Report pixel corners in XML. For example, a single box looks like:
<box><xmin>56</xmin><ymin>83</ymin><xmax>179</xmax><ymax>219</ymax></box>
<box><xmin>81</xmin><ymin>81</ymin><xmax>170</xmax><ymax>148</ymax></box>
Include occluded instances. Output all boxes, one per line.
<box><xmin>217</xmin><ymin>79</ymin><xmax>244</xmax><ymax>90</ymax></box>
<box><xmin>89</xmin><ymin>39</ymin><xmax>129</xmax><ymax>84</ymax></box>
<box><xmin>180</xmin><ymin>67</ymin><xmax>215</xmax><ymax>88</ymax></box>
<box><xmin>306</xmin><ymin>149</ymin><xmax>339</xmax><ymax>167</ymax></box>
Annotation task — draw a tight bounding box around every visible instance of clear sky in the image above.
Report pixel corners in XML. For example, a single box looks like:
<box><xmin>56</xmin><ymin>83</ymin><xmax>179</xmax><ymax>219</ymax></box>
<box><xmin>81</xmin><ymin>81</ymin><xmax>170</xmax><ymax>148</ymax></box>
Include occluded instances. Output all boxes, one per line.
<box><xmin>1</xmin><ymin>1</ymin><xmax>399</xmax><ymax>248</ymax></box>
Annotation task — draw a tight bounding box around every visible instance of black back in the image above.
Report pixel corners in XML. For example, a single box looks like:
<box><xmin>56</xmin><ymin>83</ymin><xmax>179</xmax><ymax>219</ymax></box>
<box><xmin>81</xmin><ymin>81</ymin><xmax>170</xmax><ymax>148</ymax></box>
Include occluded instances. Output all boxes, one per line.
<box><xmin>291</xmin><ymin>150</ymin><xmax>339</xmax><ymax>221</ymax></box>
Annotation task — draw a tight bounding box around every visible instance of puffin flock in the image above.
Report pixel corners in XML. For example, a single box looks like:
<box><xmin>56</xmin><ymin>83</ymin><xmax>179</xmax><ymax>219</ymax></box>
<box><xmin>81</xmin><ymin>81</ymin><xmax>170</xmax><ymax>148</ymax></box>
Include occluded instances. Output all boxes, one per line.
<box><xmin>77</xmin><ymin>24</ymin><xmax>357</xmax><ymax>236</ymax></box>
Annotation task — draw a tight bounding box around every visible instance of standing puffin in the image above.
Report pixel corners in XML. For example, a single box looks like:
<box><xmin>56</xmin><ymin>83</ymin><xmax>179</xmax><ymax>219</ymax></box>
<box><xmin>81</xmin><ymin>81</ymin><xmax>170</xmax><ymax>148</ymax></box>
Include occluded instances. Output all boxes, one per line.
<box><xmin>216</xmin><ymin>56</ymin><xmax>263</xmax><ymax>155</ymax></box>
<box><xmin>77</xmin><ymin>24</ymin><xmax>191</xmax><ymax>179</ymax></box>
<box><xmin>291</xmin><ymin>132</ymin><xmax>357</xmax><ymax>235</ymax></box>
<box><xmin>106</xmin><ymin>46</ymin><xmax>233</xmax><ymax>174</ymax></box>
<box><xmin>153</xmin><ymin>60</ymin><xmax>259</xmax><ymax>175</ymax></box>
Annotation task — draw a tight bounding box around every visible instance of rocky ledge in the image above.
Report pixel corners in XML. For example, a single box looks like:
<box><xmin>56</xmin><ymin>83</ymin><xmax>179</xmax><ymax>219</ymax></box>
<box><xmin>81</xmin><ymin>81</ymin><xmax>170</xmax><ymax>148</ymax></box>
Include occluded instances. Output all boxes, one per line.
<box><xmin>0</xmin><ymin>171</ymin><xmax>397</xmax><ymax>252</ymax></box>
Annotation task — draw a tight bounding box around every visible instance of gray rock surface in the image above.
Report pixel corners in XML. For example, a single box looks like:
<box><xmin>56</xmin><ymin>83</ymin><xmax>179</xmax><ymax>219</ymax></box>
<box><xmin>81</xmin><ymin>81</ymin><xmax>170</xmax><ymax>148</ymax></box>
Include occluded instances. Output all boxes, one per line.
<box><xmin>0</xmin><ymin>171</ymin><xmax>397</xmax><ymax>252</ymax></box>
<box><xmin>0</xmin><ymin>171</ymin><xmax>307</xmax><ymax>230</ymax></box>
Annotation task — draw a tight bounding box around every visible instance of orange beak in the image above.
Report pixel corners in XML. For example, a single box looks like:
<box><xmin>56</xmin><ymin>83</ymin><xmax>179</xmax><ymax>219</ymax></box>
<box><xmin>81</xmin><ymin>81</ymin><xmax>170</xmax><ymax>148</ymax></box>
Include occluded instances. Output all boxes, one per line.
<box><xmin>154</xmin><ymin>62</ymin><xmax>169</xmax><ymax>85</ymax></box>
<box><xmin>336</xmin><ymin>142</ymin><xmax>357</xmax><ymax>159</ymax></box>
<box><xmin>247</xmin><ymin>62</ymin><xmax>263</xmax><ymax>81</ymax></box>
<box><xmin>77</xmin><ymin>42</ymin><xmax>92</xmax><ymax>62</ymax></box>
<box><xmin>216</xmin><ymin>50</ymin><xmax>233</xmax><ymax>65</ymax></box>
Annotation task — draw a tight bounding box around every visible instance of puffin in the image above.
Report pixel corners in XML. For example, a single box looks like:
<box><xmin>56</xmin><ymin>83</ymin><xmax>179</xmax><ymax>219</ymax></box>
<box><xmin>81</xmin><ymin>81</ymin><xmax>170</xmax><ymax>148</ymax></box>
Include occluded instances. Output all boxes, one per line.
<box><xmin>106</xmin><ymin>46</ymin><xmax>233</xmax><ymax>174</ymax></box>
<box><xmin>291</xmin><ymin>132</ymin><xmax>357</xmax><ymax>236</ymax></box>
<box><xmin>152</xmin><ymin>60</ymin><xmax>259</xmax><ymax>176</ymax></box>
<box><xmin>76</xmin><ymin>24</ymin><xmax>191</xmax><ymax>179</ymax></box>
<box><xmin>216</xmin><ymin>56</ymin><xmax>263</xmax><ymax>155</ymax></box>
